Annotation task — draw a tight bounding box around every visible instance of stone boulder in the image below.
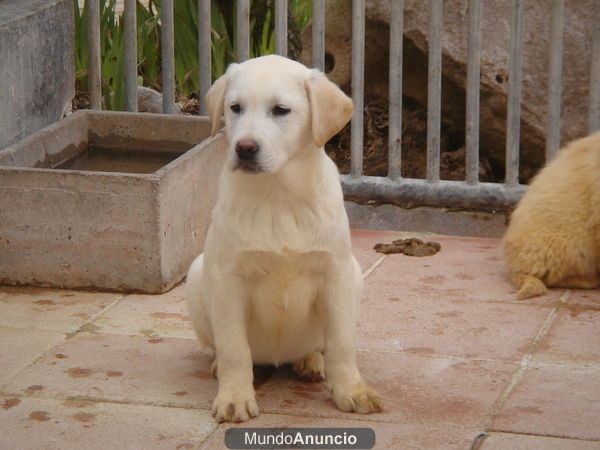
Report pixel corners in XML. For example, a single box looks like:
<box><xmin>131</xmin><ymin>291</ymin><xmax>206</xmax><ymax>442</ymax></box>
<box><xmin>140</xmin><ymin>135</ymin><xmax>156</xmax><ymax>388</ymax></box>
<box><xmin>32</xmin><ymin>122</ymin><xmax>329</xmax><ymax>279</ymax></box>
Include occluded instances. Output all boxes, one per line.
<box><xmin>300</xmin><ymin>0</ymin><xmax>595</xmax><ymax>181</ymax></box>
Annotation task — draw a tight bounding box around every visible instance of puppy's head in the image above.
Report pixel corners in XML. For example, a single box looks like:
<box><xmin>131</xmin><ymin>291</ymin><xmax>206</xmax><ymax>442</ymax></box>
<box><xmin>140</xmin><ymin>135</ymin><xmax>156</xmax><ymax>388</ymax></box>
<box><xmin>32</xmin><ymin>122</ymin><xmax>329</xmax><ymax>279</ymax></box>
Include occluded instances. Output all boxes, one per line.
<box><xmin>206</xmin><ymin>55</ymin><xmax>353</xmax><ymax>174</ymax></box>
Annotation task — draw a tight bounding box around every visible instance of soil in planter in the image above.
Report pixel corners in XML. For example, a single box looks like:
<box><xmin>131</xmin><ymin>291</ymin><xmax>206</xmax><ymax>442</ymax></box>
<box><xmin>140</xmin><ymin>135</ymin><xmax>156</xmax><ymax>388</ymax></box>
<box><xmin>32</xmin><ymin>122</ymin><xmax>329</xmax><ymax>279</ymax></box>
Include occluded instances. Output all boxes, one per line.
<box><xmin>54</xmin><ymin>145</ymin><xmax>183</xmax><ymax>174</ymax></box>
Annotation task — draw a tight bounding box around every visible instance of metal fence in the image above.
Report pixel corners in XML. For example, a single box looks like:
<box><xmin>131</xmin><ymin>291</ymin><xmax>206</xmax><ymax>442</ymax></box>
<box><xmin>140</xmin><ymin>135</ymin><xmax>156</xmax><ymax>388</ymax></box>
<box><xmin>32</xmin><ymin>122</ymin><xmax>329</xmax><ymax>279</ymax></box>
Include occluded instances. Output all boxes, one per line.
<box><xmin>84</xmin><ymin>0</ymin><xmax>600</xmax><ymax>211</ymax></box>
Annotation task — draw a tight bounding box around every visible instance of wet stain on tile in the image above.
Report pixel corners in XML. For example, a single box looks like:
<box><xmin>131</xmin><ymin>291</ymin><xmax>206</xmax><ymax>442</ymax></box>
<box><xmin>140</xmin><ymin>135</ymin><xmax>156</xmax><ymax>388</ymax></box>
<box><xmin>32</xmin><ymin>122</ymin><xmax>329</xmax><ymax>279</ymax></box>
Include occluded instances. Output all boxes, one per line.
<box><xmin>456</xmin><ymin>273</ymin><xmax>476</xmax><ymax>280</ymax></box>
<box><xmin>279</xmin><ymin>399</ymin><xmax>299</xmax><ymax>408</ymax></box>
<box><xmin>25</xmin><ymin>385</ymin><xmax>44</xmax><ymax>393</ymax></box>
<box><xmin>188</xmin><ymin>370</ymin><xmax>213</xmax><ymax>380</ymax></box>
<box><xmin>419</xmin><ymin>275</ymin><xmax>448</xmax><ymax>284</ymax></box>
<box><xmin>63</xmin><ymin>399</ymin><xmax>93</xmax><ymax>408</ymax></box>
<box><xmin>34</xmin><ymin>299</ymin><xmax>56</xmax><ymax>306</ymax></box>
<box><xmin>70</xmin><ymin>313</ymin><xmax>90</xmax><ymax>319</ymax></box>
<box><xmin>288</xmin><ymin>381</ymin><xmax>325</xmax><ymax>393</ymax></box>
<box><xmin>66</xmin><ymin>367</ymin><xmax>95</xmax><ymax>378</ymax></box>
<box><xmin>405</xmin><ymin>347</ymin><xmax>436</xmax><ymax>355</ymax></box>
<box><xmin>293</xmin><ymin>390</ymin><xmax>315</xmax><ymax>400</ymax></box>
<box><xmin>148</xmin><ymin>338</ymin><xmax>165</xmax><ymax>344</ymax></box>
<box><xmin>1</xmin><ymin>398</ymin><xmax>21</xmax><ymax>410</ymax></box>
<box><xmin>151</xmin><ymin>312</ymin><xmax>189</xmax><ymax>321</ymax></box>
<box><xmin>80</xmin><ymin>323</ymin><xmax>101</xmax><ymax>332</ymax></box>
<box><xmin>173</xmin><ymin>391</ymin><xmax>188</xmax><ymax>396</ymax></box>
<box><xmin>140</xmin><ymin>329</ymin><xmax>157</xmax><ymax>337</ymax></box>
<box><xmin>29</xmin><ymin>411</ymin><xmax>50</xmax><ymax>422</ymax></box>
<box><xmin>72</xmin><ymin>412</ymin><xmax>96</xmax><ymax>423</ymax></box>
<box><xmin>105</xmin><ymin>370</ymin><xmax>123</xmax><ymax>377</ymax></box>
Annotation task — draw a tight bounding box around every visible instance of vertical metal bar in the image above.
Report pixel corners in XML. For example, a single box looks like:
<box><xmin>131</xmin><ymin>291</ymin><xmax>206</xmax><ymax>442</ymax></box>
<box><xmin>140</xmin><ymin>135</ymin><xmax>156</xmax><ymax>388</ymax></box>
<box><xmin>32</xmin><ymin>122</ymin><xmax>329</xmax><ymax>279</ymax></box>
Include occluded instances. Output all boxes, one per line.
<box><xmin>465</xmin><ymin>0</ymin><xmax>481</xmax><ymax>184</ymax></box>
<box><xmin>124</xmin><ymin>0</ymin><xmax>138</xmax><ymax>112</ymax></box>
<box><xmin>545</xmin><ymin>0</ymin><xmax>564</xmax><ymax>161</ymax></box>
<box><xmin>237</xmin><ymin>0</ymin><xmax>250</xmax><ymax>61</ymax></box>
<box><xmin>426</xmin><ymin>0</ymin><xmax>442</xmax><ymax>182</ymax></box>
<box><xmin>275</xmin><ymin>0</ymin><xmax>288</xmax><ymax>57</ymax></box>
<box><xmin>312</xmin><ymin>0</ymin><xmax>325</xmax><ymax>71</ymax></box>
<box><xmin>161</xmin><ymin>0</ymin><xmax>176</xmax><ymax>114</ymax></box>
<box><xmin>198</xmin><ymin>0</ymin><xmax>211</xmax><ymax>115</ymax></box>
<box><xmin>350</xmin><ymin>0</ymin><xmax>365</xmax><ymax>177</ymax></box>
<box><xmin>86</xmin><ymin>0</ymin><xmax>102</xmax><ymax>110</ymax></box>
<box><xmin>388</xmin><ymin>0</ymin><xmax>403</xmax><ymax>179</ymax></box>
<box><xmin>588</xmin><ymin>0</ymin><xmax>600</xmax><ymax>134</ymax></box>
<box><xmin>505</xmin><ymin>0</ymin><xmax>524</xmax><ymax>187</ymax></box>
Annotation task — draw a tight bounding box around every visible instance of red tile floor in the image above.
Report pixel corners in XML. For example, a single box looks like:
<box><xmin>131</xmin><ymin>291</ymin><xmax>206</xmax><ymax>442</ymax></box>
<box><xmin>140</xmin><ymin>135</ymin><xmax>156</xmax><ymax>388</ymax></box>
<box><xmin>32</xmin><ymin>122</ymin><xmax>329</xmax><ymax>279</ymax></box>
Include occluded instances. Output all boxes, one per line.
<box><xmin>0</xmin><ymin>230</ymin><xmax>598</xmax><ymax>449</ymax></box>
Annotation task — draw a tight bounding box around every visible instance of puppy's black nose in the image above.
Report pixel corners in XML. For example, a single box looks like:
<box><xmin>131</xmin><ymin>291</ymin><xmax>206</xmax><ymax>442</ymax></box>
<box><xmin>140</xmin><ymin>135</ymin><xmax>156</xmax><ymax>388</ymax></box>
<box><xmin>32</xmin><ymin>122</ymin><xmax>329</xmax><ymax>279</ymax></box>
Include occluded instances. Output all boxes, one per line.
<box><xmin>235</xmin><ymin>139</ymin><xmax>259</xmax><ymax>160</ymax></box>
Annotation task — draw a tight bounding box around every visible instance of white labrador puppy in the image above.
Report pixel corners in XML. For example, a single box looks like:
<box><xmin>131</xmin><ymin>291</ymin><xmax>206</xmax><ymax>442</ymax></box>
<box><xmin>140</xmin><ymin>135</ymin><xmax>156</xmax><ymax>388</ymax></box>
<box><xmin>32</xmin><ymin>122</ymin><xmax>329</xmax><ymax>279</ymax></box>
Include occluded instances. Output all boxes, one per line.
<box><xmin>186</xmin><ymin>55</ymin><xmax>381</xmax><ymax>422</ymax></box>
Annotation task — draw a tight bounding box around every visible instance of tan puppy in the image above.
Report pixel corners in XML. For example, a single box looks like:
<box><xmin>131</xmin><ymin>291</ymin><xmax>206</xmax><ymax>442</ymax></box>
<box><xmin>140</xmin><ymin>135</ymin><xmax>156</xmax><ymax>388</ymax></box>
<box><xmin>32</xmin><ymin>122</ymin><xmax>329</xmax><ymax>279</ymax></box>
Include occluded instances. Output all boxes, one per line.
<box><xmin>504</xmin><ymin>131</ymin><xmax>600</xmax><ymax>300</ymax></box>
<box><xmin>186</xmin><ymin>55</ymin><xmax>381</xmax><ymax>422</ymax></box>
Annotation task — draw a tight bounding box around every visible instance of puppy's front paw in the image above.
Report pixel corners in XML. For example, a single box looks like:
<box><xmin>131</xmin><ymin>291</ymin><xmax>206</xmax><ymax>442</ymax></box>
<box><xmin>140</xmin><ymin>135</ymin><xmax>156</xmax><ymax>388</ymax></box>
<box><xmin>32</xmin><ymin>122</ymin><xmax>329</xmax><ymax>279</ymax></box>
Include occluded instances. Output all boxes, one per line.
<box><xmin>212</xmin><ymin>389</ymin><xmax>259</xmax><ymax>422</ymax></box>
<box><xmin>333</xmin><ymin>383</ymin><xmax>382</xmax><ymax>414</ymax></box>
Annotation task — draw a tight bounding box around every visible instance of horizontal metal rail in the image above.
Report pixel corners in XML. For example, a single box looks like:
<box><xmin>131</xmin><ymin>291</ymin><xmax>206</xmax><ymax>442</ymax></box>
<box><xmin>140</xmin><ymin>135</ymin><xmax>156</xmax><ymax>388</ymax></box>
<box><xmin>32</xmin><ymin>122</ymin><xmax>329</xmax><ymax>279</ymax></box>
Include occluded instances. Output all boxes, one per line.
<box><xmin>341</xmin><ymin>175</ymin><xmax>525</xmax><ymax>211</ymax></box>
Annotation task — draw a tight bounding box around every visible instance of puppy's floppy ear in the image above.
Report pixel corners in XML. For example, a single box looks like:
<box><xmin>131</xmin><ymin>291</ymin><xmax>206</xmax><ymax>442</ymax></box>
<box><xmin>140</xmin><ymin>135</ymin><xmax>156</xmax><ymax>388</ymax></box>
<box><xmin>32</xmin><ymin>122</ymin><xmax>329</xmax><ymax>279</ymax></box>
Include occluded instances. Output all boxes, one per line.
<box><xmin>304</xmin><ymin>70</ymin><xmax>354</xmax><ymax>148</ymax></box>
<box><xmin>205</xmin><ymin>72</ymin><xmax>229</xmax><ymax>137</ymax></box>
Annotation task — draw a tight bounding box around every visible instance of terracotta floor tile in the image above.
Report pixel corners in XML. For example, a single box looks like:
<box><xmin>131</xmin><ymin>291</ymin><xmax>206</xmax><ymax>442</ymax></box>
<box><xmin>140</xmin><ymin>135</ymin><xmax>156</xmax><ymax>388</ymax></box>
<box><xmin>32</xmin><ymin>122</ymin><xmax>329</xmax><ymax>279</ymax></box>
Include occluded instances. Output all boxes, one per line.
<box><xmin>492</xmin><ymin>365</ymin><xmax>600</xmax><ymax>440</ymax></box>
<box><xmin>0</xmin><ymin>327</ymin><xmax>65</xmax><ymax>383</ymax></box>
<box><xmin>93</xmin><ymin>283</ymin><xmax>196</xmax><ymax>339</ymax></box>
<box><xmin>198</xmin><ymin>413</ymin><xmax>479</xmax><ymax>450</ymax></box>
<box><xmin>3</xmin><ymin>332</ymin><xmax>216</xmax><ymax>410</ymax></box>
<box><xmin>363</xmin><ymin>236</ymin><xmax>566</xmax><ymax>306</ymax></box>
<box><xmin>532</xmin><ymin>307</ymin><xmax>600</xmax><ymax>366</ymax></box>
<box><xmin>253</xmin><ymin>352</ymin><xmax>516</xmax><ymax>428</ymax></box>
<box><xmin>357</xmin><ymin>294</ymin><xmax>552</xmax><ymax>361</ymax></box>
<box><xmin>481</xmin><ymin>432</ymin><xmax>600</xmax><ymax>449</ymax></box>
<box><xmin>568</xmin><ymin>290</ymin><xmax>600</xmax><ymax>308</ymax></box>
<box><xmin>0</xmin><ymin>396</ymin><xmax>215</xmax><ymax>450</ymax></box>
<box><xmin>0</xmin><ymin>286</ymin><xmax>120</xmax><ymax>332</ymax></box>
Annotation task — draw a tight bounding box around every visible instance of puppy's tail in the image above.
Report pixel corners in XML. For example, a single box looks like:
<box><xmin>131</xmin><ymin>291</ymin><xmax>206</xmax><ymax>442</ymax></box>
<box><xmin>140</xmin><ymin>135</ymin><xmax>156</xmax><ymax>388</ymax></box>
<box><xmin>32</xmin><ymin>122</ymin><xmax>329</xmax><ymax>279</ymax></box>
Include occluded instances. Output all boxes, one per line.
<box><xmin>511</xmin><ymin>272</ymin><xmax>548</xmax><ymax>300</ymax></box>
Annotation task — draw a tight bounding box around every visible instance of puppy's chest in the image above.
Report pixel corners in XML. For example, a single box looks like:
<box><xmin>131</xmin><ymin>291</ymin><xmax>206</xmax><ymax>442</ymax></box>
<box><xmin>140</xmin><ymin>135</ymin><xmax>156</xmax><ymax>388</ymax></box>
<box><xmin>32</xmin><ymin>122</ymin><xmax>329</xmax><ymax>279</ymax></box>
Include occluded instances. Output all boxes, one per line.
<box><xmin>235</xmin><ymin>250</ymin><xmax>329</xmax><ymax>311</ymax></box>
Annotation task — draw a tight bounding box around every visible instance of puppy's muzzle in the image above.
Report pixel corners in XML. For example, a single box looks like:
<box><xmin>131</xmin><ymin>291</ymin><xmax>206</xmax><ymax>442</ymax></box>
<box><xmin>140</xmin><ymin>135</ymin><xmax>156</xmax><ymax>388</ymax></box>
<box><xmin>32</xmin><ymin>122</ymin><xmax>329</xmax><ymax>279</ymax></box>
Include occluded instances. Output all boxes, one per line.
<box><xmin>234</xmin><ymin>139</ymin><xmax>261</xmax><ymax>172</ymax></box>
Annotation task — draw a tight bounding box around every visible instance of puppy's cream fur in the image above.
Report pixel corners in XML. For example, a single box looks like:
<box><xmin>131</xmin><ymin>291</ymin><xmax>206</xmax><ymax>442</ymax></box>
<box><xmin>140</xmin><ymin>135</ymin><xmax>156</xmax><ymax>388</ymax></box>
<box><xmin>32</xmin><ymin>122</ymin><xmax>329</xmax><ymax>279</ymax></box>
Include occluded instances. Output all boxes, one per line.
<box><xmin>504</xmin><ymin>131</ymin><xmax>600</xmax><ymax>300</ymax></box>
<box><xmin>186</xmin><ymin>55</ymin><xmax>381</xmax><ymax>422</ymax></box>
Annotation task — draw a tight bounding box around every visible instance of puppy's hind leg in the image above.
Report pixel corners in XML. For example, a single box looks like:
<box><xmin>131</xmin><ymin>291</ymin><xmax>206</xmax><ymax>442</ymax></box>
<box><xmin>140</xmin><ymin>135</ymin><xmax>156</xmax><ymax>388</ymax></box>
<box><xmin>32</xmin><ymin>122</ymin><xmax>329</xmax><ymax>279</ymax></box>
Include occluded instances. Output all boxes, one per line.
<box><xmin>511</xmin><ymin>272</ymin><xmax>548</xmax><ymax>300</ymax></box>
<box><xmin>293</xmin><ymin>351</ymin><xmax>325</xmax><ymax>382</ymax></box>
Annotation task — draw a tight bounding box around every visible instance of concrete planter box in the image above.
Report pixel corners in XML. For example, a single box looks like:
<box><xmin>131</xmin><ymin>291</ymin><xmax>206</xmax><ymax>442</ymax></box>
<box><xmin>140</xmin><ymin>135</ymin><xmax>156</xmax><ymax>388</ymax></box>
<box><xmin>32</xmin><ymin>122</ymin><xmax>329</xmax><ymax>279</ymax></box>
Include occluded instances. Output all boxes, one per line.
<box><xmin>0</xmin><ymin>110</ymin><xmax>226</xmax><ymax>293</ymax></box>
<box><xmin>0</xmin><ymin>0</ymin><xmax>74</xmax><ymax>149</ymax></box>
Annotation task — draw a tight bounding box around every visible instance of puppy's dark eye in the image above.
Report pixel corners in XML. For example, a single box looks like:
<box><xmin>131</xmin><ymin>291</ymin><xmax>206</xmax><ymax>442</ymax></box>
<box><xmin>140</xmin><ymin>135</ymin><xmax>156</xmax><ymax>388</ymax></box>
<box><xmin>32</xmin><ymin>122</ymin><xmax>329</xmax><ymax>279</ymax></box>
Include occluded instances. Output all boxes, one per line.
<box><xmin>272</xmin><ymin>105</ymin><xmax>290</xmax><ymax>116</ymax></box>
<box><xmin>230</xmin><ymin>103</ymin><xmax>241</xmax><ymax>113</ymax></box>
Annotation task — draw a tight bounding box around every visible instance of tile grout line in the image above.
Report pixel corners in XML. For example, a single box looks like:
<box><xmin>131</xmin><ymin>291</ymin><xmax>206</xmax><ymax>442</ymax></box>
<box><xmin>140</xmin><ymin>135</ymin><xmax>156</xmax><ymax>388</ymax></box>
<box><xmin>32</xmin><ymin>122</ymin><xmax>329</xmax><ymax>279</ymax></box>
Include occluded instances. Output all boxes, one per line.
<box><xmin>0</xmin><ymin>294</ymin><xmax>126</xmax><ymax>393</ymax></box>
<box><xmin>362</xmin><ymin>255</ymin><xmax>386</xmax><ymax>280</ymax></box>
<box><xmin>480</xmin><ymin>289</ymin><xmax>572</xmax><ymax>431</ymax></box>
<box><xmin>483</xmin><ymin>429</ymin><xmax>600</xmax><ymax>443</ymax></box>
